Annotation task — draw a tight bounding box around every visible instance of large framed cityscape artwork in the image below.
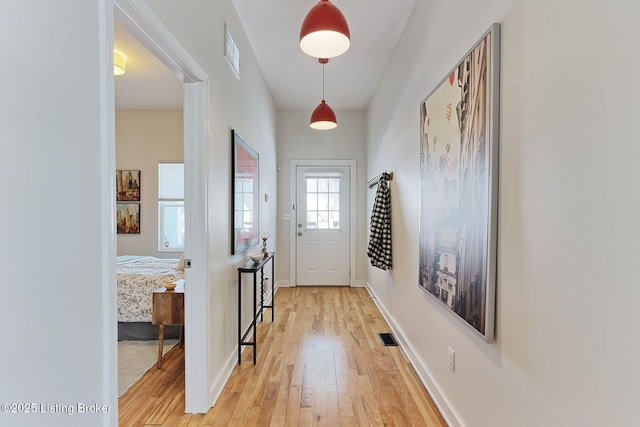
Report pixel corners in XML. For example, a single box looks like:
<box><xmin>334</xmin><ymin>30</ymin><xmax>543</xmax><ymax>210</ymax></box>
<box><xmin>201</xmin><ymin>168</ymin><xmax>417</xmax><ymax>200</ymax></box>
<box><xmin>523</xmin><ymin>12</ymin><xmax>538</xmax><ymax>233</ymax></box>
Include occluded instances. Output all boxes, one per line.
<box><xmin>418</xmin><ymin>23</ymin><xmax>500</xmax><ymax>342</ymax></box>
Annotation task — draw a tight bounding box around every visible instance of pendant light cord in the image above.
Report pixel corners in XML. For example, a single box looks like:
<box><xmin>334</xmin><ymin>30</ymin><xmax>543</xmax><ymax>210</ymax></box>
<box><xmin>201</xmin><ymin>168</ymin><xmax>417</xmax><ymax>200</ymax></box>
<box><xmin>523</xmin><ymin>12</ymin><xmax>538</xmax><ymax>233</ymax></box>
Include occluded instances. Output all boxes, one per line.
<box><xmin>322</xmin><ymin>63</ymin><xmax>325</xmax><ymax>101</ymax></box>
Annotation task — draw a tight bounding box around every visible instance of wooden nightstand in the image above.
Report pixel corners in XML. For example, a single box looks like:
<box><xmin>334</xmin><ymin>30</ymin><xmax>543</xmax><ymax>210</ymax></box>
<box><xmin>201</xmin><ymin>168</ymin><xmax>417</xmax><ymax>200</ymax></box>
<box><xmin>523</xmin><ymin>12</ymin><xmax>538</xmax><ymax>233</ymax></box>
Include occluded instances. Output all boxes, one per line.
<box><xmin>152</xmin><ymin>279</ymin><xmax>184</xmax><ymax>368</ymax></box>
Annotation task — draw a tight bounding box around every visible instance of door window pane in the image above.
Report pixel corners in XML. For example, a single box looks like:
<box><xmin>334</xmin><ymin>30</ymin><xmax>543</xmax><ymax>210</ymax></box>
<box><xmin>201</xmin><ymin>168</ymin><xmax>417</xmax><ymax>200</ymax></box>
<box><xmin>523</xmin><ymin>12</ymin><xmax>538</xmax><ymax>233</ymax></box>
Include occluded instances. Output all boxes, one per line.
<box><xmin>306</xmin><ymin>211</ymin><xmax>318</xmax><ymax>229</ymax></box>
<box><xmin>329</xmin><ymin>193</ymin><xmax>339</xmax><ymax>210</ymax></box>
<box><xmin>329</xmin><ymin>211</ymin><xmax>340</xmax><ymax>229</ymax></box>
<box><xmin>317</xmin><ymin>211</ymin><xmax>329</xmax><ymax>229</ymax></box>
<box><xmin>317</xmin><ymin>179</ymin><xmax>329</xmax><ymax>192</ymax></box>
<box><xmin>306</xmin><ymin>179</ymin><xmax>317</xmax><ymax>192</ymax></box>
<box><xmin>318</xmin><ymin>194</ymin><xmax>329</xmax><ymax>210</ymax></box>
<box><xmin>305</xmin><ymin>176</ymin><xmax>340</xmax><ymax>230</ymax></box>
<box><xmin>307</xmin><ymin>193</ymin><xmax>318</xmax><ymax>210</ymax></box>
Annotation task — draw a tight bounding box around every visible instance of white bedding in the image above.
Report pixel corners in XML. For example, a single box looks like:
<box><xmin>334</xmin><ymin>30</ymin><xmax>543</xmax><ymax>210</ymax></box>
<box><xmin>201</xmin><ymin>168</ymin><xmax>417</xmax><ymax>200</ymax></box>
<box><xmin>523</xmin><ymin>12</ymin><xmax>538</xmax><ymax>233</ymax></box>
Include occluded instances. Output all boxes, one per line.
<box><xmin>117</xmin><ymin>256</ymin><xmax>184</xmax><ymax>322</ymax></box>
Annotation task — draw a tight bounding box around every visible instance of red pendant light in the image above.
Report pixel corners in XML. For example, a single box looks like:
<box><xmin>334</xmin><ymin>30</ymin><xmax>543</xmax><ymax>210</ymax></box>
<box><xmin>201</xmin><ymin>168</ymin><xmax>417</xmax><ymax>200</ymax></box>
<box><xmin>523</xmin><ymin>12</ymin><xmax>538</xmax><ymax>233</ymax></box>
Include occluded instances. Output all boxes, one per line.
<box><xmin>310</xmin><ymin>100</ymin><xmax>337</xmax><ymax>130</ymax></box>
<box><xmin>310</xmin><ymin>58</ymin><xmax>337</xmax><ymax>130</ymax></box>
<box><xmin>299</xmin><ymin>0</ymin><xmax>350</xmax><ymax>59</ymax></box>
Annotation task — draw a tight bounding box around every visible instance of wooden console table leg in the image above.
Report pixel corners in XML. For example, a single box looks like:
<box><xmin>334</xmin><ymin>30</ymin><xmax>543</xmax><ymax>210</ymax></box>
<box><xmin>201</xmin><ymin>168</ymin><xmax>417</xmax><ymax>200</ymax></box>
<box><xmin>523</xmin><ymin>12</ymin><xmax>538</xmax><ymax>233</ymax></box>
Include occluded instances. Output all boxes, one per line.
<box><xmin>157</xmin><ymin>325</ymin><xmax>165</xmax><ymax>369</ymax></box>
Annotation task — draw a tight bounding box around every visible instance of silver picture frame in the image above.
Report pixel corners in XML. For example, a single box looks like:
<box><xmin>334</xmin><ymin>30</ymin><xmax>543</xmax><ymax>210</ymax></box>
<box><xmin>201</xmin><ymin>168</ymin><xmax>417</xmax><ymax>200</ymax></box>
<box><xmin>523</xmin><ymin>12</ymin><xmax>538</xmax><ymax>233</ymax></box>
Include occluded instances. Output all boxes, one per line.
<box><xmin>418</xmin><ymin>23</ymin><xmax>500</xmax><ymax>342</ymax></box>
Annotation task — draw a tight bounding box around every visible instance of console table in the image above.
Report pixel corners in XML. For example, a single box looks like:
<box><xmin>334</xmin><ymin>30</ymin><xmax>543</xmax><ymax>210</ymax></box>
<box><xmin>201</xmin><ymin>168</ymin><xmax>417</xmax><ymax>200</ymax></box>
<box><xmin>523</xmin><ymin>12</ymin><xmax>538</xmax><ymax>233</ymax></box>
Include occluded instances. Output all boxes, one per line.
<box><xmin>152</xmin><ymin>279</ymin><xmax>184</xmax><ymax>369</ymax></box>
<box><xmin>237</xmin><ymin>252</ymin><xmax>275</xmax><ymax>364</ymax></box>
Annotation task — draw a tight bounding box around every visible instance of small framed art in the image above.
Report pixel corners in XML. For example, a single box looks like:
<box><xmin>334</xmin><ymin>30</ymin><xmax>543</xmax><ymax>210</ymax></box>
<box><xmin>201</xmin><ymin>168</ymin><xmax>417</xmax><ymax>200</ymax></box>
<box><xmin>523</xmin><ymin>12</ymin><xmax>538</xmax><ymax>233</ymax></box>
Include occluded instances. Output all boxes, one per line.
<box><xmin>116</xmin><ymin>170</ymin><xmax>141</xmax><ymax>201</ymax></box>
<box><xmin>116</xmin><ymin>203</ymin><xmax>140</xmax><ymax>234</ymax></box>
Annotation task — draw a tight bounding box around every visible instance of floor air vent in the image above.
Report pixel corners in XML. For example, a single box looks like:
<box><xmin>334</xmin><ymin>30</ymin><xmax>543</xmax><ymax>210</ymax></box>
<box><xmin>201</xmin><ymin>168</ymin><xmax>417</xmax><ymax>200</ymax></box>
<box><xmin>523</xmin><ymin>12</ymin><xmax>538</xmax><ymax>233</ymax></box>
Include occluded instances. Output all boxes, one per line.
<box><xmin>378</xmin><ymin>333</ymin><xmax>398</xmax><ymax>346</ymax></box>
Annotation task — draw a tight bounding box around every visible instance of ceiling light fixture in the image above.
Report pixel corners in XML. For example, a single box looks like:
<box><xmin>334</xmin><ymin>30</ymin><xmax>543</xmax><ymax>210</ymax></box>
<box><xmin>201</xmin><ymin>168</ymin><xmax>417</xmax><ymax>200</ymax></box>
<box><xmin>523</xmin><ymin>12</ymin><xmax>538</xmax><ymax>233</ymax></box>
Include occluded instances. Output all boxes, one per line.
<box><xmin>299</xmin><ymin>0</ymin><xmax>350</xmax><ymax>59</ymax></box>
<box><xmin>310</xmin><ymin>58</ymin><xmax>337</xmax><ymax>130</ymax></box>
<box><xmin>113</xmin><ymin>50</ymin><xmax>127</xmax><ymax>76</ymax></box>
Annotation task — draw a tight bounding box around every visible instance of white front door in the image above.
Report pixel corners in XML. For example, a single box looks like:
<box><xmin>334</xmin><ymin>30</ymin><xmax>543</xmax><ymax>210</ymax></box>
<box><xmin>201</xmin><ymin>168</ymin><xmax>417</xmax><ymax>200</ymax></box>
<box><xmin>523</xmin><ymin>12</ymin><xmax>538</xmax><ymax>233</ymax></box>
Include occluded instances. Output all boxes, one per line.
<box><xmin>295</xmin><ymin>165</ymin><xmax>350</xmax><ymax>286</ymax></box>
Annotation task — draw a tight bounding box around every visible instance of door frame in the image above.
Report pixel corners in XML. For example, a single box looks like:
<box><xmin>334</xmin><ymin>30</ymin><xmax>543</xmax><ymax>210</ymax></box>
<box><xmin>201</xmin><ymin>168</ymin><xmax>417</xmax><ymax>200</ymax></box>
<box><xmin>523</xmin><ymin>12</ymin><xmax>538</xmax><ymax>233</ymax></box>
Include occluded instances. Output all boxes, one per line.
<box><xmin>289</xmin><ymin>159</ymin><xmax>356</xmax><ymax>287</ymax></box>
<box><xmin>109</xmin><ymin>0</ymin><xmax>210</xmax><ymax>414</ymax></box>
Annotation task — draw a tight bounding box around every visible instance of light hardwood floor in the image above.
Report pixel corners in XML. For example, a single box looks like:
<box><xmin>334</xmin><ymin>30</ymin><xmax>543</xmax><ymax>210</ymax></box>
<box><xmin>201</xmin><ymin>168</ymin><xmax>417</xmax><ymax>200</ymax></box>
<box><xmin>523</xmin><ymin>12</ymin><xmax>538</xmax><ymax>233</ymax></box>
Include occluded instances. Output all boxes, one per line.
<box><xmin>119</xmin><ymin>286</ymin><xmax>447</xmax><ymax>426</ymax></box>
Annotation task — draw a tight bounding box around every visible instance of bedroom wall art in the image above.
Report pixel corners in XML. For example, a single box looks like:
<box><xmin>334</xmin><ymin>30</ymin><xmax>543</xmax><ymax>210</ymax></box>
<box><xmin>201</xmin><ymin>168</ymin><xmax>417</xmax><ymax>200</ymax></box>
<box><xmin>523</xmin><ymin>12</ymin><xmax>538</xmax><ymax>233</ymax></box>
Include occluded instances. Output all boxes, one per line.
<box><xmin>116</xmin><ymin>170</ymin><xmax>141</xmax><ymax>234</ymax></box>
<box><xmin>116</xmin><ymin>203</ymin><xmax>141</xmax><ymax>234</ymax></box>
<box><xmin>418</xmin><ymin>23</ymin><xmax>500</xmax><ymax>342</ymax></box>
<box><xmin>116</xmin><ymin>169</ymin><xmax>141</xmax><ymax>201</ymax></box>
<box><xmin>231</xmin><ymin>130</ymin><xmax>259</xmax><ymax>254</ymax></box>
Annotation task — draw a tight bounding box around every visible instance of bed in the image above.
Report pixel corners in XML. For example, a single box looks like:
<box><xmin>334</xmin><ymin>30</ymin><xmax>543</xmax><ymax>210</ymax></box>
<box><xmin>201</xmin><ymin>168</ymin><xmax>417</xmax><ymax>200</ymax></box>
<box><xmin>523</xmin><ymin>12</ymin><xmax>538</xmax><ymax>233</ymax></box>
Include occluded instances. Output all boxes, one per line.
<box><xmin>117</xmin><ymin>255</ymin><xmax>184</xmax><ymax>340</ymax></box>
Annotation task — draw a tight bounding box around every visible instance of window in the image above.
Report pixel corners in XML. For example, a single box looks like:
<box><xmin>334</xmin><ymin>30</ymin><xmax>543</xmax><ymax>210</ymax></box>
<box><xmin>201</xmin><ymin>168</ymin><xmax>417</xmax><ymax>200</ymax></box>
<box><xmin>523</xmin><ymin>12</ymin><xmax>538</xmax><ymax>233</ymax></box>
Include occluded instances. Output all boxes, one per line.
<box><xmin>158</xmin><ymin>162</ymin><xmax>184</xmax><ymax>252</ymax></box>
<box><xmin>306</xmin><ymin>177</ymin><xmax>340</xmax><ymax>229</ymax></box>
<box><xmin>224</xmin><ymin>23</ymin><xmax>240</xmax><ymax>77</ymax></box>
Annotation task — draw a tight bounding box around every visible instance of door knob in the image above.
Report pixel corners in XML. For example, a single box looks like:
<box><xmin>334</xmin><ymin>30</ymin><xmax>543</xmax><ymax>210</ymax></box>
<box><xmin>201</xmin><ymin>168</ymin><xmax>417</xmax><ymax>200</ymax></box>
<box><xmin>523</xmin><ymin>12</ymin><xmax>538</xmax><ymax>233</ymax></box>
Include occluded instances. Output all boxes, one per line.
<box><xmin>297</xmin><ymin>231</ymin><xmax>303</xmax><ymax>236</ymax></box>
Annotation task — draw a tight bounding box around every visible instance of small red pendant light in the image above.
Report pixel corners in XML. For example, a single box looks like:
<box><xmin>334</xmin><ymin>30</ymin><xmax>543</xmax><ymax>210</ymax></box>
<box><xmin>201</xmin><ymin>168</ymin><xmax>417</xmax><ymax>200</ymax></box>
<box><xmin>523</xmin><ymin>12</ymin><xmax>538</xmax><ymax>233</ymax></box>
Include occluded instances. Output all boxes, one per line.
<box><xmin>310</xmin><ymin>100</ymin><xmax>337</xmax><ymax>130</ymax></box>
<box><xmin>310</xmin><ymin>58</ymin><xmax>337</xmax><ymax>130</ymax></box>
<box><xmin>300</xmin><ymin>0</ymin><xmax>351</xmax><ymax>59</ymax></box>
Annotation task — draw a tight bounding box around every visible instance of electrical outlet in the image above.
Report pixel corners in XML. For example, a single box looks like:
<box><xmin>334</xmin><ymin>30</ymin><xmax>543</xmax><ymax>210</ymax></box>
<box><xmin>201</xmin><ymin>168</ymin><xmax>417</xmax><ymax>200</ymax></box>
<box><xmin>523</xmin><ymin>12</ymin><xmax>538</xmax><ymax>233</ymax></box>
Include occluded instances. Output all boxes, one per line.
<box><xmin>283</xmin><ymin>213</ymin><xmax>291</xmax><ymax>221</ymax></box>
<box><xmin>448</xmin><ymin>347</ymin><xmax>455</xmax><ymax>373</ymax></box>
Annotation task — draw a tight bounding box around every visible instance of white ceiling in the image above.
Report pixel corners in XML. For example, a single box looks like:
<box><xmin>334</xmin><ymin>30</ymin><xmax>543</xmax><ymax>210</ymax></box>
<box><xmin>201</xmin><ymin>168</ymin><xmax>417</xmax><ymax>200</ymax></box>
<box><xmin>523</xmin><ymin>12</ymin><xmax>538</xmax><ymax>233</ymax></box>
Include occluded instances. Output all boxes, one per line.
<box><xmin>114</xmin><ymin>21</ymin><xmax>183</xmax><ymax>110</ymax></box>
<box><xmin>114</xmin><ymin>0</ymin><xmax>416</xmax><ymax>111</ymax></box>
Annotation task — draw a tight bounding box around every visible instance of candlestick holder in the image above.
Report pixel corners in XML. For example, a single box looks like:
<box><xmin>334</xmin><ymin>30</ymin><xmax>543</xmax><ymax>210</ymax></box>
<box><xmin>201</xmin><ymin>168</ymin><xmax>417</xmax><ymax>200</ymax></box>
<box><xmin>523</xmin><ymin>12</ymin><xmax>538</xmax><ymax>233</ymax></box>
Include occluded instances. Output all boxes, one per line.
<box><xmin>261</xmin><ymin>229</ymin><xmax>271</xmax><ymax>257</ymax></box>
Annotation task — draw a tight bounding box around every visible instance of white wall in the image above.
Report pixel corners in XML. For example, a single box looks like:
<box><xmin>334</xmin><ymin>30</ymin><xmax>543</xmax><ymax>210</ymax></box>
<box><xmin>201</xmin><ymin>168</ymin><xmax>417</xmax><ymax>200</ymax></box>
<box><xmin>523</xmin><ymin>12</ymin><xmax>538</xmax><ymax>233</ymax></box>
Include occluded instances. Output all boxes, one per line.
<box><xmin>367</xmin><ymin>1</ymin><xmax>640</xmax><ymax>426</ymax></box>
<box><xmin>116</xmin><ymin>110</ymin><xmax>183</xmax><ymax>257</ymax></box>
<box><xmin>0</xmin><ymin>0</ymin><xmax>277</xmax><ymax>424</ymax></box>
<box><xmin>0</xmin><ymin>1</ymin><xmax>116</xmax><ymax>426</ymax></box>
<box><xmin>275</xmin><ymin>110</ymin><xmax>368</xmax><ymax>286</ymax></box>
<box><xmin>145</xmin><ymin>0</ymin><xmax>278</xmax><ymax>404</ymax></box>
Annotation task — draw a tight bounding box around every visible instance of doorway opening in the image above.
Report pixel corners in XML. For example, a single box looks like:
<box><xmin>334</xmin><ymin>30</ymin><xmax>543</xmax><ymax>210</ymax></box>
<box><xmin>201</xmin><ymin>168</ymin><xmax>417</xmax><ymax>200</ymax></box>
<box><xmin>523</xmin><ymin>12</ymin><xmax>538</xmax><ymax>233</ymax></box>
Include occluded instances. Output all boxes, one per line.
<box><xmin>111</xmin><ymin>0</ymin><xmax>209</xmax><ymax>413</ymax></box>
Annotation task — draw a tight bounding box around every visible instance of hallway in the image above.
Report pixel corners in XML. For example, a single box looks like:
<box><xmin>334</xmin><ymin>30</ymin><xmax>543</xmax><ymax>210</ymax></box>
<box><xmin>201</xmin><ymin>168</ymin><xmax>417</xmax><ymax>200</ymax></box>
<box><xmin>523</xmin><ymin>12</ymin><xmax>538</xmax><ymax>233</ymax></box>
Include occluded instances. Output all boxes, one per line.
<box><xmin>119</xmin><ymin>286</ymin><xmax>446</xmax><ymax>426</ymax></box>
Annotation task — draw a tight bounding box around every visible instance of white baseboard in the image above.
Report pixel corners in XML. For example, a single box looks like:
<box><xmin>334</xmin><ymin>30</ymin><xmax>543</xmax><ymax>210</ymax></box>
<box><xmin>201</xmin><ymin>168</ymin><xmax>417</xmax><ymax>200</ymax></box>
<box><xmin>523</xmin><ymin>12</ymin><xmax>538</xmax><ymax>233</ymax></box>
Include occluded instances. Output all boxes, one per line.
<box><xmin>276</xmin><ymin>280</ymin><xmax>291</xmax><ymax>288</ymax></box>
<box><xmin>209</xmin><ymin>284</ymin><xmax>279</xmax><ymax>409</ymax></box>
<box><xmin>363</xmin><ymin>282</ymin><xmax>462</xmax><ymax>427</ymax></box>
<box><xmin>277</xmin><ymin>281</ymin><xmax>369</xmax><ymax>288</ymax></box>
<box><xmin>209</xmin><ymin>348</ymin><xmax>237</xmax><ymax>409</ymax></box>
